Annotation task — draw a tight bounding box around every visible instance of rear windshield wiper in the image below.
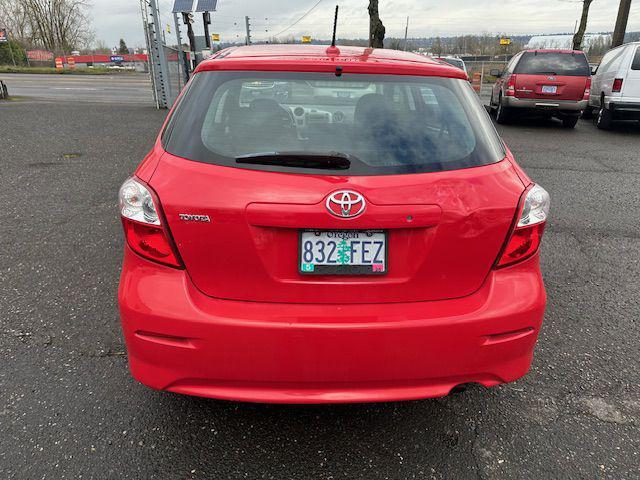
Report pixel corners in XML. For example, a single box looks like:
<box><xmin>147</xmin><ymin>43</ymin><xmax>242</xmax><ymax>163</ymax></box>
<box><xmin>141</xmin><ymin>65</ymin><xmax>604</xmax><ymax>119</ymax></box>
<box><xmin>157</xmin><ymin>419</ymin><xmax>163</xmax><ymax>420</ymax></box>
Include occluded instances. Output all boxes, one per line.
<box><xmin>236</xmin><ymin>151</ymin><xmax>352</xmax><ymax>170</ymax></box>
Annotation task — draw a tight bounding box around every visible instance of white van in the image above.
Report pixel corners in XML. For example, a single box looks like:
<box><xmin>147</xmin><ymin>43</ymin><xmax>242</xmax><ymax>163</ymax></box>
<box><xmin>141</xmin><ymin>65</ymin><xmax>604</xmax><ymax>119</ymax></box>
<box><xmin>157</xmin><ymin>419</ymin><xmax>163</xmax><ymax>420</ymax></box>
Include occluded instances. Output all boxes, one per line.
<box><xmin>587</xmin><ymin>42</ymin><xmax>640</xmax><ymax>129</ymax></box>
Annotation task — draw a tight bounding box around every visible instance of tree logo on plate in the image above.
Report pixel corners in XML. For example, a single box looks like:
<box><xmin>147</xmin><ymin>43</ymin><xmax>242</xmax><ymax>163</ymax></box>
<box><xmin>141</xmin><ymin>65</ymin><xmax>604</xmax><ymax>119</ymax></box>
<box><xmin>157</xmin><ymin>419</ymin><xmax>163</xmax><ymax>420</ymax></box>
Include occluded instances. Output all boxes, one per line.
<box><xmin>325</xmin><ymin>190</ymin><xmax>366</xmax><ymax>218</ymax></box>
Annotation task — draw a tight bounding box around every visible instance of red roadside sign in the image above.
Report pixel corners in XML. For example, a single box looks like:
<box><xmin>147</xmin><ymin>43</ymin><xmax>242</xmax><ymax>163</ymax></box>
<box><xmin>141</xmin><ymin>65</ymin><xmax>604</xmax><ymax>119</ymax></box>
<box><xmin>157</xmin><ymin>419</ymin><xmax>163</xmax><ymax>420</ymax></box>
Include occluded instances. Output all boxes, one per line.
<box><xmin>27</xmin><ymin>50</ymin><xmax>54</xmax><ymax>62</ymax></box>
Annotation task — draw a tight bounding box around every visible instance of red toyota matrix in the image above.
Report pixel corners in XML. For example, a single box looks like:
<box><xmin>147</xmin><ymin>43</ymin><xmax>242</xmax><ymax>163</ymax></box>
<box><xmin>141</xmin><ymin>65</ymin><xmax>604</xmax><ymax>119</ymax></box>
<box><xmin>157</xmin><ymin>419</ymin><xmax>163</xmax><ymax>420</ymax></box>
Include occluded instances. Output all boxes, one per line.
<box><xmin>118</xmin><ymin>45</ymin><xmax>549</xmax><ymax>403</ymax></box>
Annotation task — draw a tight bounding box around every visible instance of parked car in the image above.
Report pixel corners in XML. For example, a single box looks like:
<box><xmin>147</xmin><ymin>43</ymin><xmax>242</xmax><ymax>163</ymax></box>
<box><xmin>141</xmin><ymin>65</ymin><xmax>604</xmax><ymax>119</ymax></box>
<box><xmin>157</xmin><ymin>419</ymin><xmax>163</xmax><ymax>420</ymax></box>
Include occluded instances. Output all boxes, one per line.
<box><xmin>118</xmin><ymin>44</ymin><xmax>549</xmax><ymax>404</ymax></box>
<box><xmin>585</xmin><ymin>41</ymin><xmax>640</xmax><ymax>129</ymax></box>
<box><xmin>489</xmin><ymin>49</ymin><xmax>591</xmax><ymax>128</ymax></box>
<box><xmin>435</xmin><ymin>56</ymin><xmax>468</xmax><ymax>77</ymax></box>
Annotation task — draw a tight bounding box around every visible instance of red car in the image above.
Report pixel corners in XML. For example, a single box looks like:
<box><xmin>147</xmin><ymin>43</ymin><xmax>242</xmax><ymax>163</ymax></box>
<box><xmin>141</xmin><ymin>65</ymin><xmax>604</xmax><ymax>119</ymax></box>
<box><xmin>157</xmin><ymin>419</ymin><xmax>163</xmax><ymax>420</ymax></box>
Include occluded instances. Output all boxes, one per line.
<box><xmin>489</xmin><ymin>49</ymin><xmax>591</xmax><ymax>128</ymax></box>
<box><xmin>118</xmin><ymin>45</ymin><xmax>549</xmax><ymax>404</ymax></box>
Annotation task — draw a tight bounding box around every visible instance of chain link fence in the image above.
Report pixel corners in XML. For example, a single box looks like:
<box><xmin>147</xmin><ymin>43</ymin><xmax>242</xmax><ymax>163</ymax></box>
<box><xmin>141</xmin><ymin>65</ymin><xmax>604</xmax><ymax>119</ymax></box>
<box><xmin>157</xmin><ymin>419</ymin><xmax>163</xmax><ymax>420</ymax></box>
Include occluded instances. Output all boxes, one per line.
<box><xmin>465</xmin><ymin>60</ymin><xmax>509</xmax><ymax>102</ymax></box>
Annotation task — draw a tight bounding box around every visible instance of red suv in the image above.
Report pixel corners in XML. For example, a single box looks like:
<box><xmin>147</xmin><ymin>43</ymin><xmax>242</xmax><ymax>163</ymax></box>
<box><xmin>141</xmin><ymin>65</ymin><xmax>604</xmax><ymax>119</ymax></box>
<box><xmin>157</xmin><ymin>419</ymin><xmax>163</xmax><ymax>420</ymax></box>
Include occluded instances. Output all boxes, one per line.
<box><xmin>118</xmin><ymin>45</ymin><xmax>549</xmax><ymax>403</ymax></box>
<box><xmin>490</xmin><ymin>49</ymin><xmax>591</xmax><ymax>128</ymax></box>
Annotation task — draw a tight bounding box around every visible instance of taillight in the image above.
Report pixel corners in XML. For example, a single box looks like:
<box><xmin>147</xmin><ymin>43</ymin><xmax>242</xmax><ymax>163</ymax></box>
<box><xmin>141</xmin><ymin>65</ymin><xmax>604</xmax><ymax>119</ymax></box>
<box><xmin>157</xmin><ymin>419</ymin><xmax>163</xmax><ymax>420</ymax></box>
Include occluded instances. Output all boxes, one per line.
<box><xmin>496</xmin><ymin>184</ymin><xmax>550</xmax><ymax>268</ymax></box>
<box><xmin>583</xmin><ymin>77</ymin><xmax>591</xmax><ymax>100</ymax></box>
<box><xmin>118</xmin><ymin>177</ymin><xmax>182</xmax><ymax>268</ymax></box>
<box><xmin>505</xmin><ymin>74</ymin><xmax>517</xmax><ymax>97</ymax></box>
<box><xmin>612</xmin><ymin>78</ymin><xmax>623</xmax><ymax>93</ymax></box>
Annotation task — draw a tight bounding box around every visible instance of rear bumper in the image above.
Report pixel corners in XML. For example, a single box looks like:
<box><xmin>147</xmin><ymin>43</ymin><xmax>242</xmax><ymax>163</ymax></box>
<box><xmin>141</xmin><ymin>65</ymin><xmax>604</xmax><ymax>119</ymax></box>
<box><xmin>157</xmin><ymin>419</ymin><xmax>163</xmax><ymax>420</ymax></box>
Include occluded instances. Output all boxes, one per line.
<box><xmin>504</xmin><ymin>96</ymin><xmax>587</xmax><ymax>113</ymax></box>
<box><xmin>609</xmin><ymin>101</ymin><xmax>640</xmax><ymax>120</ymax></box>
<box><xmin>118</xmin><ymin>247</ymin><xmax>546</xmax><ymax>404</ymax></box>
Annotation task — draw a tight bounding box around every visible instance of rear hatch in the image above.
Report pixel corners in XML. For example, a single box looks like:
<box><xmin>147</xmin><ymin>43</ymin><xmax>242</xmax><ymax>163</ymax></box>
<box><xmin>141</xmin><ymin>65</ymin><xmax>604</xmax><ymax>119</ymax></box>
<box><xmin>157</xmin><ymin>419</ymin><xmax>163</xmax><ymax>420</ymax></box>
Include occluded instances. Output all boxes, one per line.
<box><xmin>621</xmin><ymin>45</ymin><xmax>640</xmax><ymax>100</ymax></box>
<box><xmin>152</xmin><ymin>68</ymin><xmax>525</xmax><ymax>304</ymax></box>
<box><xmin>513</xmin><ymin>51</ymin><xmax>590</xmax><ymax>101</ymax></box>
<box><xmin>152</xmin><ymin>156</ymin><xmax>523</xmax><ymax>304</ymax></box>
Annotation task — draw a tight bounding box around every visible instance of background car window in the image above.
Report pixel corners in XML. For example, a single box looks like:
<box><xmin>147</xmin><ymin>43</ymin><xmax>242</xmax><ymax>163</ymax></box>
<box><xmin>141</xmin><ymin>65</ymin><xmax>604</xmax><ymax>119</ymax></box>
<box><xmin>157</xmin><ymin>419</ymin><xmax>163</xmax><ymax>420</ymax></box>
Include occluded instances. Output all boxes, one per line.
<box><xmin>514</xmin><ymin>52</ymin><xmax>590</xmax><ymax>76</ymax></box>
<box><xmin>632</xmin><ymin>47</ymin><xmax>640</xmax><ymax>71</ymax></box>
<box><xmin>165</xmin><ymin>72</ymin><xmax>505</xmax><ymax>176</ymax></box>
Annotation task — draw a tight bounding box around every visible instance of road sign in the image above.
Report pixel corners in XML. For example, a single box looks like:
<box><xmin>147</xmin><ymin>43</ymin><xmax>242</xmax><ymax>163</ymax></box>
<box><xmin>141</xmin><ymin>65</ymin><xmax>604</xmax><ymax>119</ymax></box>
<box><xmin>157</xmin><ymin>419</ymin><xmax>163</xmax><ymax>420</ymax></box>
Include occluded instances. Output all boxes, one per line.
<box><xmin>499</xmin><ymin>37</ymin><xmax>511</xmax><ymax>46</ymax></box>
<box><xmin>27</xmin><ymin>50</ymin><xmax>54</xmax><ymax>61</ymax></box>
<box><xmin>211</xmin><ymin>33</ymin><xmax>220</xmax><ymax>42</ymax></box>
<box><xmin>0</xmin><ymin>29</ymin><xmax>8</xmax><ymax>43</ymax></box>
<box><xmin>110</xmin><ymin>55</ymin><xmax>124</xmax><ymax>63</ymax></box>
<box><xmin>302</xmin><ymin>35</ymin><xmax>312</xmax><ymax>43</ymax></box>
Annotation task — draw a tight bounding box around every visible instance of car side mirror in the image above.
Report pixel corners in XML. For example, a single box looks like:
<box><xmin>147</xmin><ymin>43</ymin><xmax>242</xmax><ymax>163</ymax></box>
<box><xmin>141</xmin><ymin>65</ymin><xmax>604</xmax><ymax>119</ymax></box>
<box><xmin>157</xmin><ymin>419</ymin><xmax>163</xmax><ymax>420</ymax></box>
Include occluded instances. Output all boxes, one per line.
<box><xmin>490</xmin><ymin>69</ymin><xmax>502</xmax><ymax>78</ymax></box>
<box><xmin>591</xmin><ymin>66</ymin><xmax>598</xmax><ymax>75</ymax></box>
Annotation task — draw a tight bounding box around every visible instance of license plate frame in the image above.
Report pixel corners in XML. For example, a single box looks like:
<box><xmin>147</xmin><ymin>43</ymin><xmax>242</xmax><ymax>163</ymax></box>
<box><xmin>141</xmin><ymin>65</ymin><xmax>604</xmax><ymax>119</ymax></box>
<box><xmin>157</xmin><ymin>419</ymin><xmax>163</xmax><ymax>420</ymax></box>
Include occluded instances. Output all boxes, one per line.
<box><xmin>298</xmin><ymin>229</ymin><xmax>388</xmax><ymax>275</ymax></box>
<box><xmin>541</xmin><ymin>85</ymin><xmax>557</xmax><ymax>94</ymax></box>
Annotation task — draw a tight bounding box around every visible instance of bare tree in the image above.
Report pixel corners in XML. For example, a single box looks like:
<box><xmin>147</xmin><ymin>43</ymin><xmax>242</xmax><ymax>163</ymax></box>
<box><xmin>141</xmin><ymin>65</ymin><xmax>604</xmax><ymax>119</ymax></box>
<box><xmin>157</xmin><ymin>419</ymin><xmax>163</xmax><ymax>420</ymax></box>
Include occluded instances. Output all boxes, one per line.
<box><xmin>1</xmin><ymin>0</ymin><xmax>93</xmax><ymax>53</ymax></box>
<box><xmin>368</xmin><ymin>0</ymin><xmax>385</xmax><ymax>48</ymax></box>
<box><xmin>572</xmin><ymin>0</ymin><xmax>594</xmax><ymax>50</ymax></box>
<box><xmin>0</xmin><ymin>0</ymin><xmax>30</xmax><ymax>42</ymax></box>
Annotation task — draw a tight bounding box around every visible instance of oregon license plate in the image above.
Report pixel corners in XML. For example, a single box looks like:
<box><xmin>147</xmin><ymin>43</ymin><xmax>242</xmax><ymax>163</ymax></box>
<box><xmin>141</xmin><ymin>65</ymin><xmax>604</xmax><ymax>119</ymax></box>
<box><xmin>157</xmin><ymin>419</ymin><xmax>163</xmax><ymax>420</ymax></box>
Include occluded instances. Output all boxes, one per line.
<box><xmin>541</xmin><ymin>85</ymin><xmax>557</xmax><ymax>94</ymax></box>
<box><xmin>299</xmin><ymin>230</ymin><xmax>387</xmax><ymax>275</ymax></box>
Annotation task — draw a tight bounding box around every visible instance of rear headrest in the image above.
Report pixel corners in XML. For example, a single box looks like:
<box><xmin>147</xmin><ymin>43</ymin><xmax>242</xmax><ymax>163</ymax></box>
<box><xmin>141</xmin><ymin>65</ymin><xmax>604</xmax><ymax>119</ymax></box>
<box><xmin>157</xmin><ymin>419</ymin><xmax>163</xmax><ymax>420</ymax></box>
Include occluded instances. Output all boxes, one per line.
<box><xmin>354</xmin><ymin>94</ymin><xmax>390</xmax><ymax>124</ymax></box>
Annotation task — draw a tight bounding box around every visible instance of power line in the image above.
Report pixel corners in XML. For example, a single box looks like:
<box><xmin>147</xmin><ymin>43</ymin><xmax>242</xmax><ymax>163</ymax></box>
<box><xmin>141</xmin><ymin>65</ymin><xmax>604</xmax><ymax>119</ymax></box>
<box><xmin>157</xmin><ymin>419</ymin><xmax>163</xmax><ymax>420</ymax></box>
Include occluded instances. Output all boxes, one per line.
<box><xmin>270</xmin><ymin>0</ymin><xmax>324</xmax><ymax>38</ymax></box>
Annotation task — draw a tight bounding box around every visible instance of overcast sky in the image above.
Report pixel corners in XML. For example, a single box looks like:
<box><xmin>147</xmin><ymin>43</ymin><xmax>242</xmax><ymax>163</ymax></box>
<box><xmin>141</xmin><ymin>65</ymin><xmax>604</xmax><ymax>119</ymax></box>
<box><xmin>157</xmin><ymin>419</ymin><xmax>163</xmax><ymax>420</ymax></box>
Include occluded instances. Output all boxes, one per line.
<box><xmin>92</xmin><ymin>0</ymin><xmax>639</xmax><ymax>49</ymax></box>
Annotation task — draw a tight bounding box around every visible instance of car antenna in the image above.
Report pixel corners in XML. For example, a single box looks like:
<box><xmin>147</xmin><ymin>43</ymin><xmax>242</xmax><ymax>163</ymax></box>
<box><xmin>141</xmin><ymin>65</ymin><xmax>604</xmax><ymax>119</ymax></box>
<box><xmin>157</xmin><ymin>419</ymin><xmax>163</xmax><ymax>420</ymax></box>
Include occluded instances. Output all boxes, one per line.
<box><xmin>326</xmin><ymin>5</ymin><xmax>340</xmax><ymax>58</ymax></box>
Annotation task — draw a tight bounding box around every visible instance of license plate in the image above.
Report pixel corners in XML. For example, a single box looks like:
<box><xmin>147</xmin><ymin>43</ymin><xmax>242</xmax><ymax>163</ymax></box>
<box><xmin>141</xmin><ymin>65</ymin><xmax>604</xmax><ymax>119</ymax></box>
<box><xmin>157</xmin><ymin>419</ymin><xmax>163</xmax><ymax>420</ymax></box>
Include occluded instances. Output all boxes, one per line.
<box><xmin>299</xmin><ymin>230</ymin><xmax>387</xmax><ymax>275</ymax></box>
<box><xmin>541</xmin><ymin>85</ymin><xmax>557</xmax><ymax>94</ymax></box>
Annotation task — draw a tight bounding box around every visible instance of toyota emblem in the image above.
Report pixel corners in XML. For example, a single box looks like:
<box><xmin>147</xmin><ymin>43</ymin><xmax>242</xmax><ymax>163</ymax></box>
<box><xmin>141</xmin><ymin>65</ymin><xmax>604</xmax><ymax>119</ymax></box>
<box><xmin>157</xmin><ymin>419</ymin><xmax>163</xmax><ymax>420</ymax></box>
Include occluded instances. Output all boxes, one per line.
<box><xmin>326</xmin><ymin>190</ymin><xmax>366</xmax><ymax>218</ymax></box>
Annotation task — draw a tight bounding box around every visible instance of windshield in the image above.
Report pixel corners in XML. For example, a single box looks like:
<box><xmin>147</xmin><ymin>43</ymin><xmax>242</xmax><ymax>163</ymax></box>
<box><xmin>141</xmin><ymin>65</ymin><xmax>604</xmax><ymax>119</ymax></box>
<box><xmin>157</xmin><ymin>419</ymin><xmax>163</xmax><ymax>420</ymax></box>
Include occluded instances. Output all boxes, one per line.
<box><xmin>514</xmin><ymin>52</ymin><xmax>590</xmax><ymax>76</ymax></box>
<box><xmin>163</xmin><ymin>71</ymin><xmax>504</xmax><ymax>176</ymax></box>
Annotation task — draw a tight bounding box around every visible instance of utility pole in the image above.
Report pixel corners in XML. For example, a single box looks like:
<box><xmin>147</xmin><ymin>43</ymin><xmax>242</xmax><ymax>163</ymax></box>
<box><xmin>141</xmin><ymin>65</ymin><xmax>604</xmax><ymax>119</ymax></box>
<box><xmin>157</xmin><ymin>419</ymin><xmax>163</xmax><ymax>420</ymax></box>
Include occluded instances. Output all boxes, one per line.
<box><xmin>148</xmin><ymin>0</ymin><xmax>172</xmax><ymax>107</ymax></box>
<box><xmin>139</xmin><ymin>0</ymin><xmax>158</xmax><ymax>108</ymax></box>
<box><xmin>245</xmin><ymin>16</ymin><xmax>252</xmax><ymax>45</ymax></box>
<box><xmin>612</xmin><ymin>0</ymin><xmax>632</xmax><ymax>48</ymax></box>
<box><xmin>173</xmin><ymin>12</ymin><xmax>188</xmax><ymax>86</ymax></box>
<box><xmin>403</xmin><ymin>16</ymin><xmax>409</xmax><ymax>51</ymax></box>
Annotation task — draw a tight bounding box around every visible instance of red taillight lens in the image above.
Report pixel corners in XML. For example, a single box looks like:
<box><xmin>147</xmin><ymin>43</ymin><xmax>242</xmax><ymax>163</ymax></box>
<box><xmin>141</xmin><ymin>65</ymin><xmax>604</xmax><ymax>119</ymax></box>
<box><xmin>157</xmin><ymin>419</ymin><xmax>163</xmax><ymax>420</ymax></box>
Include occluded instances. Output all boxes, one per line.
<box><xmin>122</xmin><ymin>218</ymin><xmax>181</xmax><ymax>267</ymax></box>
<box><xmin>119</xmin><ymin>177</ymin><xmax>183</xmax><ymax>268</ymax></box>
<box><xmin>505</xmin><ymin>74</ymin><xmax>517</xmax><ymax>97</ymax></box>
<box><xmin>612</xmin><ymin>78</ymin><xmax>623</xmax><ymax>92</ymax></box>
<box><xmin>496</xmin><ymin>184</ymin><xmax>550</xmax><ymax>268</ymax></box>
<box><xmin>497</xmin><ymin>223</ymin><xmax>546</xmax><ymax>268</ymax></box>
<box><xmin>583</xmin><ymin>77</ymin><xmax>591</xmax><ymax>100</ymax></box>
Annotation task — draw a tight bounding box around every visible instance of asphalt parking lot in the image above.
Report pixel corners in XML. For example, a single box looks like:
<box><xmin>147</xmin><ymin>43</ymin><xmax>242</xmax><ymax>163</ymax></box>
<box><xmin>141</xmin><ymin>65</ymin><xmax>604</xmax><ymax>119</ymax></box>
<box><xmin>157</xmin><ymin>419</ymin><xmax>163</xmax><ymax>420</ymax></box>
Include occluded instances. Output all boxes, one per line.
<box><xmin>1</xmin><ymin>86</ymin><xmax>639</xmax><ymax>479</ymax></box>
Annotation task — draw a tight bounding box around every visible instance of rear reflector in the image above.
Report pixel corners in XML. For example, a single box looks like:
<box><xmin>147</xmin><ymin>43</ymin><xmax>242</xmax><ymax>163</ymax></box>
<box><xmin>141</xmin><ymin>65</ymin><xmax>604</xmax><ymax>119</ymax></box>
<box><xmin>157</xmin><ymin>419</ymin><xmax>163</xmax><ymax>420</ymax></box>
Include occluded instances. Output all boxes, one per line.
<box><xmin>612</xmin><ymin>78</ymin><xmax>623</xmax><ymax>93</ymax></box>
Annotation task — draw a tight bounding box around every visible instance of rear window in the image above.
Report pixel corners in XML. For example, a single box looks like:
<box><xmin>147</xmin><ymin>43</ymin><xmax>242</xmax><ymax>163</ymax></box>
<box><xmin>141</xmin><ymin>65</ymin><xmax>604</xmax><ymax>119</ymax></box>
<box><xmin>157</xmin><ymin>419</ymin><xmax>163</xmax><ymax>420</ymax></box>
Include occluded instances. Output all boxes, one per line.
<box><xmin>514</xmin><ymin>52</ymin><xmax>590</xmax><ymax>76</ymax></box>
<box><xmin>163</xmin><ymin>71</ymin><xmax>504</xmax><ymax>176</ymax></box>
